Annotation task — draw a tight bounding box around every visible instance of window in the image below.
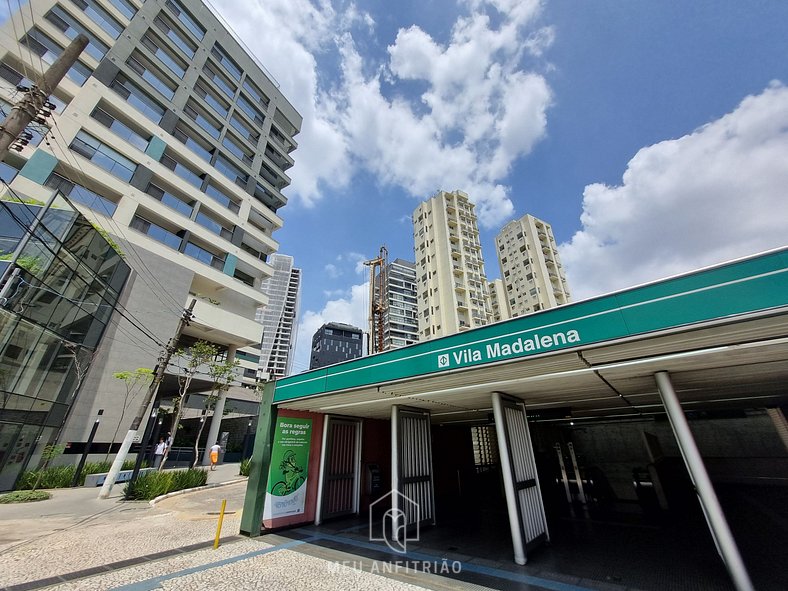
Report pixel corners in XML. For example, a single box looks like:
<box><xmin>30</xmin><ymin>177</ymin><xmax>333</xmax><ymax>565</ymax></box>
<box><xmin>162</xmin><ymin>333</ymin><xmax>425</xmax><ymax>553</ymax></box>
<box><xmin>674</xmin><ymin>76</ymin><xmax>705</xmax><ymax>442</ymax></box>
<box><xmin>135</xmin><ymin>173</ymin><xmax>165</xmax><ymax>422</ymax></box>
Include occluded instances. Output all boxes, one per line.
<box><xmin>183</xmin><ymin>101</ymin><xmax>222</xmax><ymax>139</ymax></box>
<box><xmin>126</xmin><ymin>52</ymin><xmax>177</xmax><ymax>99</ymax></box>
<box><xmin>109</xmin><ymin>74</ymin><xmax>165</xmax><ymax>123</ymax></box>
<box><xmin>131</xmin><ymin>216</ymin><xmax>182</xmax><ymax>250</ymax></box>
<box><xmin>153</xmin><ymin>14</ymin><xmax>196</xmax><ymax>58</ymax></box>
<box><xmin>91</xmin><ymin>107</ymin><xmax>150</xmax><ymax>151</ymax></box>
<box><xmin>214</xmin><ymin>154</ymin><xmax>248</xmax><ymax>187</ymax></box>
<box><xmin>141</xmin><ymin>32</ymin><xmax>187</xmax><ymax>78</ymax></box>
<box><xmin>165</xmin><ymin>0</ymin><xmax>204</xmax><ymax>40</ymax></box>
<box><xmin>203</xmin><ymin>62</ymin><xmax>236</xmax><ymax>99</ymax></box>
<box><xmin>173</xmin><ymin>124</ymin><xmax>213</xmax><ymax>161</ymax></box>
<box><xmin>195</xmin><ymin>211</ymin><xmax>232</xmax><ymax>240</ymax></box>
<box><xmin>21</xmin><ymin>28</ymin><xmax>92</xmax><ymax>85</ymax></box>
<box><xmin>45</xmin><ymin>172</ymin><xmax>117</xmax><ymax>216</ymax></box>
<box><xmin>145</xmin><ymin>182</ymin><xmax>193</xmax><ymax>217</ymax></box>
<box><xmin>235</xmin><ymin>94</ymin><xmax>264</xmax><ymax>125</ymax></box>
<box><xmin>210</xmin><ymin>43</ymin><xmax>242</xmax><ymax>81</ymax></box>
<box><xmin>45</xmin><ymin>6</ymin><xmax>109</xmax><ymax>60</ymax></box>
<box><xmin>184</xmin><ymin>242</ymin><xmax>224</xmax><ymax>269</ymax></box>
<box><xmin>229</xmin><ymin>113</ymin><xmax>259</xmax><ymax>144</ymax></box>
<box><xmin>222</xmin><ymin>133</ymin><xmax>253</xmax><ymax>164</ymax></box>
<box><xmin>160</xmin><ymin>152</ymin><xmax>203</xmax><ymax>188</ymax></box>
<box><xmin>242</xmin><ymin>78</ymin><xmax>269</xmax><ymax>109</ymax></box>
<box><xmin>194</xmin><ymin>81</ymin><xmax>229</xmax><ymax>118</ymax></box>
<box><xmin>70</xmin><ymin>131</ymin><xmax>136</xmax><ymax>181</ymax></box>
<box><xmin>204</xmin><ymin>183</ymin><xmax>240</xmax><ymax>214</ymax></box>
<box><xmin>70</xmin><ymin>0</ymin><xmax>125</xmax><ymax>38</ymax></box>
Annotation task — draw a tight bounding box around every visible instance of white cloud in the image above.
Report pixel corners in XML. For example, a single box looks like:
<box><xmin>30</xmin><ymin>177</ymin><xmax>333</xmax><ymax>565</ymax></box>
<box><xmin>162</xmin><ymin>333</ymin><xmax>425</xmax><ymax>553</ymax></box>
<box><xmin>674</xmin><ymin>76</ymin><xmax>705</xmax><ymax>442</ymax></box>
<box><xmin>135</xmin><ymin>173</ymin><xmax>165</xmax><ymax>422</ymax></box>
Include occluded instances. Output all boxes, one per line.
<box><xmin>561</xmin><ymin>82</ymin><xmax>788</xmax><ymax>301</ymax></box>
<box><xmin>324</xmin><ymin>263</ymin><xmax>340</xmax><ymax>278</ymax></box>
<box><xmin>212</xmin><ymin>0</ymin><xmax>553</xmax><ymax>226</ymax></box>
<box><xmin>293</xmin><ymin>283</ymin><xmax>369</xmax><ymax>373</ymax></box>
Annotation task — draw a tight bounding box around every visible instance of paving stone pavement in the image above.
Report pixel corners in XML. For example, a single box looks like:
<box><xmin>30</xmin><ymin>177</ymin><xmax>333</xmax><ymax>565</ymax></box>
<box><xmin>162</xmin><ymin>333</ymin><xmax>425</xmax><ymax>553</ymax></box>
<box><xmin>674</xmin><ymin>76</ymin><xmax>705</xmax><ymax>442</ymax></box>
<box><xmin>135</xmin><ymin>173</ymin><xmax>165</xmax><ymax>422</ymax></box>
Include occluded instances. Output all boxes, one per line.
<box><xmin>0</xmin><ymin>464</ymin><xmax>486</xmax><ymax>591</ymax></box>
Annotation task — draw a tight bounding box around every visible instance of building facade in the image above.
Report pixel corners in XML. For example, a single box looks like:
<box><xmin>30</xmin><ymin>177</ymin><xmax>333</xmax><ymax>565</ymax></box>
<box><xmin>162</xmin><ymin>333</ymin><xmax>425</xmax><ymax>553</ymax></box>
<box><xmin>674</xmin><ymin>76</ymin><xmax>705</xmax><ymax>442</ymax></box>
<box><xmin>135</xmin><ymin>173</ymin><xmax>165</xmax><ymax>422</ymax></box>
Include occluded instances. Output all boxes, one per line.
<box><xmin>488</xmin><ymin>278</ymin><xmax>511</xmax><ymax>322</ymax></box>
<box><xmin>309</xmin><ymin>322</ymin><xmax>363</xmax><ymax>370</ymax></box>
<box><xmin>253</xmin><ymin>253</ymin><xmax>301</xmax><ymax>380</ymax></box>
<box><xmin>0</xmin><ymin>0</ymin><xmax>300</xmax><ymax>455</ymax></box>
<box><xmin>378</xmin><ymin>258</ymin><xmax>418</xmax><ymax>351</ymax></box>
<box><xmin>0</xmin><ymin>194</ymin><xmax>130</xmax><ymax>490</ymax></box>
<box><xmin>413</xmin><ymin>190</ymin><xmax>492</xmax><ymax>340</ymax></box>
<box><xmin>495</xmin><ymin>214</ymin><xmax>570</xmax><ymax>317</ymax></box>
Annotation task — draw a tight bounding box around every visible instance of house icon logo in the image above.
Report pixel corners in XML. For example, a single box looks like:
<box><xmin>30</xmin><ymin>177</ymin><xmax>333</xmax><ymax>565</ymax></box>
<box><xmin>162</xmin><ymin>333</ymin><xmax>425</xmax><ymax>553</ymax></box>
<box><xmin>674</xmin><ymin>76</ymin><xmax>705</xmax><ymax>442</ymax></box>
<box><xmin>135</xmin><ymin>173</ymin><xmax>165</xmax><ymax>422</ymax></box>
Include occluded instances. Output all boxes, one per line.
<box><xmin>369</xmin><ymin>490</ymin><xmax>420</xmax><ymax>553</ymax></box>
<box><xmin>437</xmin><ymin>354</ymin><xmax>449</xmax><ymax>369</ymax></box>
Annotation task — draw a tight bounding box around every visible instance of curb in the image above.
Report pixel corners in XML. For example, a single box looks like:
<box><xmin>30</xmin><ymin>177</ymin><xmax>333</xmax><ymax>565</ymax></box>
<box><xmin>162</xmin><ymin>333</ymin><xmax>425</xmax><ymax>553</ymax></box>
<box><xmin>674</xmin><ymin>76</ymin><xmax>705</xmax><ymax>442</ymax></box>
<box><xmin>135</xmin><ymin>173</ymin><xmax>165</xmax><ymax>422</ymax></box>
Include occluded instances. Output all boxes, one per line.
<box><xmin>149</xmin><ymin>477</ymin><xmax>248</xmax><ymax>506</ymax></box>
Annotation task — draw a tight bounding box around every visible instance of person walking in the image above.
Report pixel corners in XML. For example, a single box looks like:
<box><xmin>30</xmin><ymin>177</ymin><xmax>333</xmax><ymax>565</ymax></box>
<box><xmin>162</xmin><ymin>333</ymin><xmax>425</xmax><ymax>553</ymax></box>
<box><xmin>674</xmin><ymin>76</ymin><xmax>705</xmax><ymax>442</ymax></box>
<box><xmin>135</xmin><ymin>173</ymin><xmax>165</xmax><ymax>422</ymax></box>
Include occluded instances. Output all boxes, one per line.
<box><xmin>209</xmin><ymin>442</ymin><xmax>221</xmax><ymax>471</ymax></box>
<box><xmin>153</xmin><ymin>437</ymin><xmax>167</xmax><ymax>468</ymax></box>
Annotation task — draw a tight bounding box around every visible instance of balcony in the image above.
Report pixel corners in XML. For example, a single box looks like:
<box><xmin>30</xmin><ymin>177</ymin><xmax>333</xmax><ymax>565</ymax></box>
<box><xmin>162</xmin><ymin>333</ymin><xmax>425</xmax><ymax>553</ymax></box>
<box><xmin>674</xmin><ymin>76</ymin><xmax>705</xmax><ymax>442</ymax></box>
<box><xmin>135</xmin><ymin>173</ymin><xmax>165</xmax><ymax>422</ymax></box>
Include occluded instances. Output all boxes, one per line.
<box><xmin>187</xmin><ymin>297</ymin><xmax>264</xmax><ymax>347</ymax></box>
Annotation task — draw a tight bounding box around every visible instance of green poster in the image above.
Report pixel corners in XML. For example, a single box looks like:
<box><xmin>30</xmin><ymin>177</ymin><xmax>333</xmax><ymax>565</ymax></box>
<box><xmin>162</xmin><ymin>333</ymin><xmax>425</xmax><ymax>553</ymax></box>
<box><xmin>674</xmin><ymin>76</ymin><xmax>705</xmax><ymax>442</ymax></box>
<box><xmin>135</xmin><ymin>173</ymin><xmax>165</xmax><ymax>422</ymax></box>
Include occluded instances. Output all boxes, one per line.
<box><xmin>263</xmin><ymin>417</ymin><xmax>312</xmax><ymax>518</ymax></box>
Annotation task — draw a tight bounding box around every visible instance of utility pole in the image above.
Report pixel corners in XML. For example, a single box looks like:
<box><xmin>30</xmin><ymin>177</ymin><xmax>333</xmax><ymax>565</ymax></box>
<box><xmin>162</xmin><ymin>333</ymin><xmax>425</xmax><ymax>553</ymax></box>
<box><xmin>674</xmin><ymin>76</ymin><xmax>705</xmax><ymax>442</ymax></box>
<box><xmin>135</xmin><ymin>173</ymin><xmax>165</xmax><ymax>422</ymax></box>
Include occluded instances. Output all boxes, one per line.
<box><xmin>99</xmin><ymin>299</ymin><xmax>196</xmax><ymax>499</ymax></box>
<box><xmin>0</xmin><ymin>34</ymin><xmax>89</xmax><ymax>160</ymax></box>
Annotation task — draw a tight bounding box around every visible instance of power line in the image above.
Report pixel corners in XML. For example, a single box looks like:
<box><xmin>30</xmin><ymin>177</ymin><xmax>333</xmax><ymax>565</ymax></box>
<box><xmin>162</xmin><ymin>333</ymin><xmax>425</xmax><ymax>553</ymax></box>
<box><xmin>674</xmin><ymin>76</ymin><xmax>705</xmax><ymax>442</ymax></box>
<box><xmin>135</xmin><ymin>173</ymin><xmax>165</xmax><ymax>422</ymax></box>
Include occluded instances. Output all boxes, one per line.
<box><xmin>2</xmin><ymin>0</ymin><xmax>186</xmax><ymax>316</ymax></box>
<box><xmin>0</xmin><ymin>191</ymin><xmax>166</xmax><ymax>347</ymax></box>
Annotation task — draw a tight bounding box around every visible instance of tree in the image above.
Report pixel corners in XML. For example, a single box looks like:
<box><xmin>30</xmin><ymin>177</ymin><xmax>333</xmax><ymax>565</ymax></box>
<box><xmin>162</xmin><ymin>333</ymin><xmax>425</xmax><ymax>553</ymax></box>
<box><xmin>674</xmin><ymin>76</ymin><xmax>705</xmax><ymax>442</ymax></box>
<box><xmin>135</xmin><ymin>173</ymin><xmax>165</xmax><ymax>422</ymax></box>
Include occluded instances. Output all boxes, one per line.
<box><xmin>109</xmin><ymin>368</ymin><xmax>153</xmax><ymax>461</ymax></box>
<box><xmin>159</xmin><ymin>340</ymin><xmax>217</xmax><ymax>471</ymax></box>
<box><xmin>191</xmin><ymin>357</ymin><xmax>240</xmax><ymax>469</ymax></box>
<box><xmin>32</xmin><ymin>444</ymin><xmax>66</xmax><ymax>491</ymax></box>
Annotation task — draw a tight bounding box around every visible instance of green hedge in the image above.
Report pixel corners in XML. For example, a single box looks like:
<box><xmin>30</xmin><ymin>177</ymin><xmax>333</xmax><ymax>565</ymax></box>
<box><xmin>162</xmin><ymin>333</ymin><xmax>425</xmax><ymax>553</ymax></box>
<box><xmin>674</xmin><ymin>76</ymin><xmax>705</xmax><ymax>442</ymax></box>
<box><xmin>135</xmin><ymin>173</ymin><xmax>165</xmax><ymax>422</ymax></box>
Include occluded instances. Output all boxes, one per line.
<box><xmin>17</xmin><ymin>460</ymin><xmax>143</xmax><ymax>490</ymax></box>
<box><xmin>124</xmin><ymin>468</ymin><xmax>208</xmax><ymax>501</ymax></box>
<box><xmin>239</xmin><ymin>458</ymin><xmax>251</xmax><ymax>476</ymax></box>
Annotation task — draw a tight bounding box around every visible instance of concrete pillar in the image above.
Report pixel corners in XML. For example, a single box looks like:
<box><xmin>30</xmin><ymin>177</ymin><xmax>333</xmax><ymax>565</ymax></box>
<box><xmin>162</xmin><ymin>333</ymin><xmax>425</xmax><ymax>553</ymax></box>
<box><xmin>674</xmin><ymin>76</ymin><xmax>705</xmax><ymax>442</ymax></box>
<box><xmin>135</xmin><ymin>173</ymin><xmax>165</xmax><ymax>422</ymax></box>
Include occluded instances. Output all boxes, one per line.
<box><xmin>654</xmin><ymin>371</ymin><xmax>753</xmax><ymax>591</ymax></box>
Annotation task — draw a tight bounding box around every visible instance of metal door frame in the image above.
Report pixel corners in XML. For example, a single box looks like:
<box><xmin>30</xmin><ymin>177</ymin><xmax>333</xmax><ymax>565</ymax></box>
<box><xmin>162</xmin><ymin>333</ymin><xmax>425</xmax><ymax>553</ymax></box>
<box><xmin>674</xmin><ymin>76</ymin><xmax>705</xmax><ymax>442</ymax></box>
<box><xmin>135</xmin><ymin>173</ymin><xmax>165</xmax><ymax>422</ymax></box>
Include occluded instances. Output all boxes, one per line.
<box><xmin>492</xmin><ymin>391</ymin><xmax>549</xmax><ymax>565</ymax></box>
<box><xmin>315</xmin><ymin>415</ymin><xmax>362</xmax><ymax>525</ymax></box>
<box><xmin>391</xmin><ymin>405</ymin><xmax>436</xmax><ymax>541</ymax></box>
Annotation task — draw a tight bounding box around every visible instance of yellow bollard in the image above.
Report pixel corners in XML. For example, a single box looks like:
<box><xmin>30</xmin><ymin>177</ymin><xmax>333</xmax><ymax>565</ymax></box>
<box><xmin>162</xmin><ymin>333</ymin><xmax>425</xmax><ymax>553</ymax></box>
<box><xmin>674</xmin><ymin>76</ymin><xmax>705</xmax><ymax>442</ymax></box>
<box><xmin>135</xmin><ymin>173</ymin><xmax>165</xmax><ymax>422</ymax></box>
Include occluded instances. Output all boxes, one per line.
<box><xmin>214</xmin><ymin>499</ymin><xmax>227</xmax><ymax>549</ymax></box>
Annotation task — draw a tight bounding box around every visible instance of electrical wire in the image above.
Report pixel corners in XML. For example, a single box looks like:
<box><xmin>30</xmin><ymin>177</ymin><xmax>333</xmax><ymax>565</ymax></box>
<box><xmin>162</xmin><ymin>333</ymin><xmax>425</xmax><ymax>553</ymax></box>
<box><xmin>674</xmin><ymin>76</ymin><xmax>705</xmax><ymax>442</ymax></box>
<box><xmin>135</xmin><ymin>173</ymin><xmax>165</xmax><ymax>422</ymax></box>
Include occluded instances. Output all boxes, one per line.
<box><xmin>0</xmin><ymin>191</ymin><xmax>166</xmax><ymax>347</ymax></box>
<box><xmin>6</xmin><ymin>0</ymin><xmax>187</xmax><ymax>316</ymax></box>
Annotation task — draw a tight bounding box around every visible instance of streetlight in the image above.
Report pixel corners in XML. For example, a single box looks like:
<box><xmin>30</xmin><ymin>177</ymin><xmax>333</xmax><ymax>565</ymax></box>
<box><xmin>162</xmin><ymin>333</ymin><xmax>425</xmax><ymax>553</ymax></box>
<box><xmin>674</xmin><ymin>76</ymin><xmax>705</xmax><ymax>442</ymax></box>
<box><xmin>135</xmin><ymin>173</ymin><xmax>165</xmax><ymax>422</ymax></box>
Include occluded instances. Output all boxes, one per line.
<box><xmin>71</xmin><ymin>409</ymin><xmax>103</xmax><ymax>487</ymax></box>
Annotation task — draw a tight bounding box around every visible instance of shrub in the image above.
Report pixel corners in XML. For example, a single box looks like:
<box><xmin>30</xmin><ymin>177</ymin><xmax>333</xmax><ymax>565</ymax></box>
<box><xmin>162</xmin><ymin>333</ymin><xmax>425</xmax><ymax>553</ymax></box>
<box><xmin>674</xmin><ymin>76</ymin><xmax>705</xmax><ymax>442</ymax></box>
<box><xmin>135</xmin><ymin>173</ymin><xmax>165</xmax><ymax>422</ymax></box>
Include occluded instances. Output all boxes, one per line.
<box><xmin>17</xmin><ymin>459</ymin><xmax>148</xmax><ymax>489</ymax></box>
<box><xmin>124</xmin><ymin>468</ymin><xmax>207</xmax><ymax>501</ymax></box>
<box><xmin>239</xmin><ymin>458</ymin><xmax>251</xmax><ymax>476</ymax></box>
<box><xmin>0</xmin><ymin>490</ymin><xmax>51</xmax><ymax>503</ymax></box>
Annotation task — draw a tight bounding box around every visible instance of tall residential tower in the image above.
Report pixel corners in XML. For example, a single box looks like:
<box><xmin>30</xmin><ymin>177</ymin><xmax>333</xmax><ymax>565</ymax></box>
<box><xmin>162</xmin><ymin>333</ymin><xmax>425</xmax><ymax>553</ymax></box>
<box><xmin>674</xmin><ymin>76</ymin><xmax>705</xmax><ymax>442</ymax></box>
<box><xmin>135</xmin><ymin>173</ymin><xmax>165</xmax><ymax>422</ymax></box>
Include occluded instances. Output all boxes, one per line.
<box><xmin>495</xmin><ymin>214</ymin><xmax>570</xmax><ymax>317</ymax></box>
<box><xmin>413</xmin><ymin>190</ymin><xmax>492</xmax><ymax>340</ymax></box>
<box><xmin>254</xmin><ymin>253</ymin><xmax>301</xmax><ymax>380</ymax></box>
<box><xmin>379</xmin><ymin>258</ymin><xmax>418</xmax><ymax>350</ymax></box>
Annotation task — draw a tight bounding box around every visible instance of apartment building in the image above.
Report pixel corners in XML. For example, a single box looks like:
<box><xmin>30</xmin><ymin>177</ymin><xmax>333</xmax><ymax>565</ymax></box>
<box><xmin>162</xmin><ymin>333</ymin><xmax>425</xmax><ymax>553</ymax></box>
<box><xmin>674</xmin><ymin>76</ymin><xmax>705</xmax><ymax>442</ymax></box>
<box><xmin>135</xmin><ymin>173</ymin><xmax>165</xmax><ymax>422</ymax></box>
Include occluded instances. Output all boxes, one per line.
<box><xmin>377</xmin><ymin>258</ymin><xmax>418</xmax><ymax>351</ymax></box>
<box><xmin>488</xmin><ymin>278</ymin><xmax>511</xmax><ymax>322</ymax></box>
<box><xmin>413</xmin><ymin>190</ymin><xmax>492</xmax><ymax>340</ymax></box>
<box><xmin>309</xmin><ymin>322</ymin><xmax>363</xmax><ymax>370</ymax></box>
<box><xmin>495</xmin><ymin>214</ymin><xmax>570</xmax><ymax>316</ymax></box>
<box><xmin>253</xmin><ymin>253</ymin><xmax>301</xmax><ymax>380</ymax></box>
<box><xmin>0</xmin><ymin>0</ymin><xmax>300</xmax><ymax>451</ymax></box>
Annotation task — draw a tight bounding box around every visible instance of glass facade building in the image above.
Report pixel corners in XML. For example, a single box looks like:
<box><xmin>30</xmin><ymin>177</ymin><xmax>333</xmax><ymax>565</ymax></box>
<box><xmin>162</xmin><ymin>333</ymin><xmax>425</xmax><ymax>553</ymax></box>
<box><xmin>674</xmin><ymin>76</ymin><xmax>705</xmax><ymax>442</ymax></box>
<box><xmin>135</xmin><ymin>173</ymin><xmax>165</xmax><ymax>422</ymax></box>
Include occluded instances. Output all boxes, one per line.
<box><xmin>0</xmin><ymin>194</ymin><xmax>129</xmax><ymax>490</ymax></box>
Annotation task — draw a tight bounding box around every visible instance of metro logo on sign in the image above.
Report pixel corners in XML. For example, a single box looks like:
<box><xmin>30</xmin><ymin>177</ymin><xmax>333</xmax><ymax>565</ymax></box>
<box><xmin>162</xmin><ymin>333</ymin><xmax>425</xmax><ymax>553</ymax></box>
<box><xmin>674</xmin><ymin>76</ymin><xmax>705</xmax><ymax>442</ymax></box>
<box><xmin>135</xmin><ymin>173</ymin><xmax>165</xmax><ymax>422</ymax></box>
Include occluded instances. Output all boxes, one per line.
<box><xmin>437</xmin><ymin>354</ymin><xmax>449</xmax><ymax>368</ymax></box>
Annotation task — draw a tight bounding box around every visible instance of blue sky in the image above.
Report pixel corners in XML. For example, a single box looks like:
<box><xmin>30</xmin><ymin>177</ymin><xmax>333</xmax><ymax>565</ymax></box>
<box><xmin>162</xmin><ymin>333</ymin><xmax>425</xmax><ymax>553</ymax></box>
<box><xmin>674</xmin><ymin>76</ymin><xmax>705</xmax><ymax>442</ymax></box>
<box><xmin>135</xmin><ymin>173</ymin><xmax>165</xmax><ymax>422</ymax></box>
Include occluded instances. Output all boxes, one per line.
<box><xmin>4</xmin><ymin>1</ymin><xmax>787</xmax><ymax>373</ymax></box>
<box><xmin>212</xmin><ymin>0</ymin><xmax>788</xmax><ymax>373</ymax></box>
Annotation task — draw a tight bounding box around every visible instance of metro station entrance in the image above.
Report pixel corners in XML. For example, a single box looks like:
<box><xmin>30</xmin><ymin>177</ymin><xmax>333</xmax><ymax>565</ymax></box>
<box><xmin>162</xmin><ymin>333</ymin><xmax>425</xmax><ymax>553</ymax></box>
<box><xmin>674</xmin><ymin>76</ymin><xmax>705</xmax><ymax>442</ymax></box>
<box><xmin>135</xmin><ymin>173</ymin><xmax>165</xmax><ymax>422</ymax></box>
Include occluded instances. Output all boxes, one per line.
<box><xmin>243</xmin><ymin>249</ymin><xmax>788</xmax><ymax>591</ymax></box>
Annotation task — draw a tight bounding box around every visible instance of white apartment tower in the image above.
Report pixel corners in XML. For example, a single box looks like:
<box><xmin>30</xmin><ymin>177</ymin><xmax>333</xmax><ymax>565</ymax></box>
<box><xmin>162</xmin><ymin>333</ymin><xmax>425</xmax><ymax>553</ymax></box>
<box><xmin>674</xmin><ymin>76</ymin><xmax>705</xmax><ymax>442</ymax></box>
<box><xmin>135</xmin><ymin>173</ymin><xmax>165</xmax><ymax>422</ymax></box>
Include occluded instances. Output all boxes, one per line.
<box><xmin>495</xmin><ymin>214</ymin><xmax>570</xmax><ymax>317</ymax></box>
<box><xmin>254</xmin><ymin>253</ymin><xmax>301</xmax><ymax>380</ymax></box>
<box><xmin>0</xmin><ymin>0</ymin><xmax>300</xmax><ymax>447</ymax></box>
<box><xmin>378</xmin><ymin>258</ymin><xmax>418</xmax><ymax>350</ymax></box>
<box><xmin>413</xmin><ymin>190</ymin><xmax>492</xmax><ymax>340</ymax></box>
<box><xmin>488</xmin><ymin>278</ymin><xmax>511</xmax><ymax>322</ymax></box>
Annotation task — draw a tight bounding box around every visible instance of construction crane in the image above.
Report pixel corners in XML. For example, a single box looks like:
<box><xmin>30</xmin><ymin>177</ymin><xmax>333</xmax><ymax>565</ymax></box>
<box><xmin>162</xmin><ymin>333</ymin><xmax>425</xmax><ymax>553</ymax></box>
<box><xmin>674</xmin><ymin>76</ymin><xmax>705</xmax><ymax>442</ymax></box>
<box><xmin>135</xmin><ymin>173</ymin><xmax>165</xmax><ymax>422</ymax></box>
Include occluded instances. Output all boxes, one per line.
<box><xmin>363</xmin><ymin>246</ymin><xmax>388</xmax><ymax>355</ymax></box>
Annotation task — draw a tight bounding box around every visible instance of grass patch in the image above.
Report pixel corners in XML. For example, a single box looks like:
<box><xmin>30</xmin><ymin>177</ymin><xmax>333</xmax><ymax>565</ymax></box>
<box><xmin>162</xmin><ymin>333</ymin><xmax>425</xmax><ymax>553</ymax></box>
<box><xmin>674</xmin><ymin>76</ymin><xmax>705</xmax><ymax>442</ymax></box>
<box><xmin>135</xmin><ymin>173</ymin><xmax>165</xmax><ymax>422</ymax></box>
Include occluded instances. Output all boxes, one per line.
<box><xmin>124</xmin><ymin>468</ymin><xmax>208</xmax><ymax>501</ymax></box>
<box><xmin>0</xmin><ymin>490</ymin><xmax>51</xmax><ymax>503</ymax></box>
